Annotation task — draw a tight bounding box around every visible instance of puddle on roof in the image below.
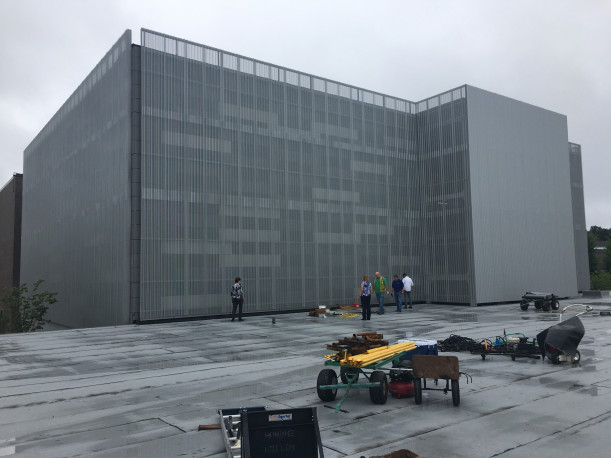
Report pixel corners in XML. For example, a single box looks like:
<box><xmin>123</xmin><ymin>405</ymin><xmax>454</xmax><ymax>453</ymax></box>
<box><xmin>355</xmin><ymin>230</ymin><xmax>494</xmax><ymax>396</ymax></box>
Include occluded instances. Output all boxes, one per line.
<box><xmin>447</xmin><ymin>313</ymin><xmax>479</xmax><ymax>323</ymax></box>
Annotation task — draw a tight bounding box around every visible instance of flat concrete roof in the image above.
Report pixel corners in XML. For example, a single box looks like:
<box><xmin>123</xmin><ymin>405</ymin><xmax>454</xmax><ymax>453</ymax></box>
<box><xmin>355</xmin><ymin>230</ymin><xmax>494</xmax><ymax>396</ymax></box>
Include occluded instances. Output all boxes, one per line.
<box><xmin>1</xmin><ymin>298</ymin><xmax>610</xmax><ymax>457</ymax></box>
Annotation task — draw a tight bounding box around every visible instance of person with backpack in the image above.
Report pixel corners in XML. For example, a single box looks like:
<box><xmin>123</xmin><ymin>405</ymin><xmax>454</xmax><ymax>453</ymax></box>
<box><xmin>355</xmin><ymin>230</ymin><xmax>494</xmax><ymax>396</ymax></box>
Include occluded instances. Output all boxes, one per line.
<box><xmin>359</xmin><ymin>274</ymin><xmax>373</xmax><ymax>320</ymax></box>
<box><xmin>230</xmin><ymin>277</ymin><xmax>245</xmax><ymax>322</ymax></box>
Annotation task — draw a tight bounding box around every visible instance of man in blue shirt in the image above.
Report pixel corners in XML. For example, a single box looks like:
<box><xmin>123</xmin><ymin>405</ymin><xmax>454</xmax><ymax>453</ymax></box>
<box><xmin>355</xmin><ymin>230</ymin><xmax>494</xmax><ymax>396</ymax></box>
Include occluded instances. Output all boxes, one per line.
<box><xmin>392</xmin><ymin>275</ymin><xmax>403</xmax><ymax>312</ymax></box>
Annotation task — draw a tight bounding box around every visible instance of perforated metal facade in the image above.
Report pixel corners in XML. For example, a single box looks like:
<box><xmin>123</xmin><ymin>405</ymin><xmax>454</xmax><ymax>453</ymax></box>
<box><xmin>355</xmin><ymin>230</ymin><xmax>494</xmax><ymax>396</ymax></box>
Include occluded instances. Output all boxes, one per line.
<box><xmin>21</xmin><ymin>31</ymin><xmax>133</xmax><ymax>328</ymax></box>
<box><xmin>139</xmin><ymin>30</ymin><xmax>422</xmax><ymax>319</ymax></box>
<box><xmin>21</xmin><ymin>29</ymin><xmax>586</xmax><ymax>327</ymax></box>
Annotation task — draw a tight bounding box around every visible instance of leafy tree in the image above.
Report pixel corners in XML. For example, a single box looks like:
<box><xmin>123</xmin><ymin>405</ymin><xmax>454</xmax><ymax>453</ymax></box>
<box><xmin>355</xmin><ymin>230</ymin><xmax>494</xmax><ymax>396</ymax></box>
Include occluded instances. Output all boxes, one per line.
<box><xmin>589</xmin><ymin>225</ymin><xmax>611</xmax><ymax>241</ymax></box>
<box><xmin>587</xmin><ymin>232</ymin><xmax>597</xmax><ymax>273</ymax></box>
<box><xmin>591</xmin><ymin>271</ymin><xmax>611</xmax><ymax>290</ymax></box>
<box><xmin>605</xmin><ymin>240</ymin><xmax>611</xmax><ymax>272</ymax></box>
<box><xmin>0</xmin><ymin>280</ymin><xmax>58</xmax><ymax>333</ymax></box>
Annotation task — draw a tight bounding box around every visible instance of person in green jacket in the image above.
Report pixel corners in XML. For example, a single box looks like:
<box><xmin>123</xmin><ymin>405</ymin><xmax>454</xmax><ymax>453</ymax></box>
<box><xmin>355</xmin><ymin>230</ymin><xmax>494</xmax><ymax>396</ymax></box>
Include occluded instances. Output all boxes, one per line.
<box><xmin>373</xmin><ymin>271</ymin><xmax>390</xmax><ymax>314</ymax></box>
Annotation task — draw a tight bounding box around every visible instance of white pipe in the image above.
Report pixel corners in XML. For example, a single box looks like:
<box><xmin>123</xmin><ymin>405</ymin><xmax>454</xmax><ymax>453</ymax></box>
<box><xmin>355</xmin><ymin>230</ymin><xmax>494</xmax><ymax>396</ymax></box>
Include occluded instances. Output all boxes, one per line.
<box><xmin>559</xmin><ymin>304</ymin><xmax>593</xmax><ymax>322</ymax></box>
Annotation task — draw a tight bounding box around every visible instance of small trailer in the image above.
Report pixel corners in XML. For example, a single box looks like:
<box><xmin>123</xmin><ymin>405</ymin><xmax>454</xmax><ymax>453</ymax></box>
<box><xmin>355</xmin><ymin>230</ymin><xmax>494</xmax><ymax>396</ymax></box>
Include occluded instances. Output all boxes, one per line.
<box><xmin>473</xmin><ymin>331</ymin><xmax>541</xmax><ymax>361</ymax></box>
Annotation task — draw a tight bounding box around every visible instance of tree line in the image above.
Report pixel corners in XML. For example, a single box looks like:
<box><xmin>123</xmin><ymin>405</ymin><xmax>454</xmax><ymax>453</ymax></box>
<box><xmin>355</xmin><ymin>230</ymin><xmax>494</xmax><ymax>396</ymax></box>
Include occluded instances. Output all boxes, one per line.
<box><xmin>588</xmin><ymin>226</ymin><xmax>611</xmax><ymax>290</ymax></box>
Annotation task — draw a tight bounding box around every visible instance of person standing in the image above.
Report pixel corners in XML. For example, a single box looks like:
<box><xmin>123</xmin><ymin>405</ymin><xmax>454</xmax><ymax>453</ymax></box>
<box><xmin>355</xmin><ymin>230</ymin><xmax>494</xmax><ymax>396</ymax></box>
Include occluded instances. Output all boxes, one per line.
<box><xmin>359</xmin><ymin>274</ymin><xmax>372</xmax><ymax>320</ymax></box>
<box><xmin>230</xmin><ymin>277</ymin><xmax>245</xmax><ymax>322</ymax></box>
<box><xmin>373</xmin><ymin>272</ymin><xmax>390</xmax><ymax>315</ymax></box>
<box><xmin>402</xmin><ymin>273</ymin><xmax>414</xmax><ymax>309</ymax></box>
<box><xmin>392</xmin><ymin>275</ymin><xmax>403</xmax><ymax>312</ymax></box>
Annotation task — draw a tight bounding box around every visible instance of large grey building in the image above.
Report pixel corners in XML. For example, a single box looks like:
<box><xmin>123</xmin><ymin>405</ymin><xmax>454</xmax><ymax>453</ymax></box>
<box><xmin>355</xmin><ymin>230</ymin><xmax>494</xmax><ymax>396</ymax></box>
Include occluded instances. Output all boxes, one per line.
<box><xmin>21</xmin><ymin>29</ymin><xmax>588</xmax><ymax>328</ymax></box>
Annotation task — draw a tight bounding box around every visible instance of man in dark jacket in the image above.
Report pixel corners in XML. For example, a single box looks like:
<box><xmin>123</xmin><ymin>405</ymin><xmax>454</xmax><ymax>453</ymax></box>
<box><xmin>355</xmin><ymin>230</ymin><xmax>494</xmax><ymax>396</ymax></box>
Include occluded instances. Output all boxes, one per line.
<box><xmin>392</xmin><ymin>275</ymin><xmax>403</xmax><ymax>312</ymax></box>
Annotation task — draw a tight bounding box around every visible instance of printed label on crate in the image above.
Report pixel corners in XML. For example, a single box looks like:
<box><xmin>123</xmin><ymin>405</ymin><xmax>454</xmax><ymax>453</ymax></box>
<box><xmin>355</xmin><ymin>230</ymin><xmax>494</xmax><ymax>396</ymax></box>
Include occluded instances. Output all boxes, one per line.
<box><xmin>268</xmin><ymin>413</ymin><xmax>292</xmax><ymax>422</ymax></box>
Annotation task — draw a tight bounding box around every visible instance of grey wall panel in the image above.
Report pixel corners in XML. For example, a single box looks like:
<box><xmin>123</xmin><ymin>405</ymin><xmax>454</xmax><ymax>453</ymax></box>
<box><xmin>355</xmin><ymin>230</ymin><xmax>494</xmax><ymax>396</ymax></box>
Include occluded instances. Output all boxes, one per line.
<box><xmin>466</xmin><ymin>86</ymin><xmax>578</xmax><ymax>302</ymax></box>
<box><xmin>21</xmin><ymin>31</ymin><xmax>133</xmax><ymax>327</ymax></box>
<box><xmin>569</xmin><ymin>143</ymin><xmax>590</xmax><ymax>291</ymax></box>
<box><xmin>139</xmin><ymin>29</ymin><xmax>421</xmax><ymax>320</ymax></box>
<box><xmin>0</xmin><ymin>174</ymin><xmax>22</xmax><ymax>292</ymax></box>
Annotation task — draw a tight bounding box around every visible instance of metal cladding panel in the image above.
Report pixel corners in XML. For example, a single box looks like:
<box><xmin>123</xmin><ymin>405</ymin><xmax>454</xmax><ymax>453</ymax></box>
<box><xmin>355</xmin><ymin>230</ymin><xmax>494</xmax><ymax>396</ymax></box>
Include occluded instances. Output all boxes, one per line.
<box><xmin>466</xmin><ymin>86</ymin><xmax>578</xmax><ymax>303</ymax></box>
<box><xmin>21</xmin><ymin>31</ymin><xmax>133</xmax><ymax>327</ymax></box>
<box><xmin>0</xmin><ymin>174</ymin><xmax>23</xmax><ymax>291</ymax></box>
<box><xmin>416</xmin><ymin>87</ymin><xmax>475</xmax><ymax>304</ymax></box>
<box><xmin>569</xmin><ymin>143</ymin><xmax>590</xmax><ymax>291</ymax></box>
<box><xmin>139</xmin><ymin>29</ymin><xmax>421</xmax><ymax>320</ymax></box>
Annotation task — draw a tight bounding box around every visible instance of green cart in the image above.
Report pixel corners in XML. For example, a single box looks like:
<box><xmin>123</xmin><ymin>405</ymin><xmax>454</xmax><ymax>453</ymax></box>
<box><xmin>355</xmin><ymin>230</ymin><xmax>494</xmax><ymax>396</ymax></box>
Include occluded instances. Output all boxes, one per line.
<box><xmin>316</xmin><ymin>350</ymin><xmax>410</xmax><ymax>413</ymax></box>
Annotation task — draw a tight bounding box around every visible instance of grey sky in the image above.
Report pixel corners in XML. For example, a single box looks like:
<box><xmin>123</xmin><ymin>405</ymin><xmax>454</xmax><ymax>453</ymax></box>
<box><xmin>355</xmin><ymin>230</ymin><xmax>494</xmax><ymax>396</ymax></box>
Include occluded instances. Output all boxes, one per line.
<box><xmin>1</xmin><ymin>0</ymin><xmax>609</xmax><ymax>227</ymax></box>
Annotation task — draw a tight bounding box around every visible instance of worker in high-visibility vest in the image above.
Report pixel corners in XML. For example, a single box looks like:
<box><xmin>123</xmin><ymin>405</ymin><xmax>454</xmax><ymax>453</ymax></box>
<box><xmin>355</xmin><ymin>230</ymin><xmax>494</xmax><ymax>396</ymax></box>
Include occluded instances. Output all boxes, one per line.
<box><xmin>373</xmin><ymin>272</ymin><xmax>390</xmax><ymax>315</ymax></box>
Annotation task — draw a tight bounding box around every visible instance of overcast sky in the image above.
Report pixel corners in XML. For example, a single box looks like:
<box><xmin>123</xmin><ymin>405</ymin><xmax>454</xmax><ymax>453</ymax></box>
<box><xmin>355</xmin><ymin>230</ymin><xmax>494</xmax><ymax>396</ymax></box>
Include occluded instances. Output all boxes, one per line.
<box><xmin>1</xmin><ymin>0</ymin><xmax>609</xmax><ymax>227</ymax></box>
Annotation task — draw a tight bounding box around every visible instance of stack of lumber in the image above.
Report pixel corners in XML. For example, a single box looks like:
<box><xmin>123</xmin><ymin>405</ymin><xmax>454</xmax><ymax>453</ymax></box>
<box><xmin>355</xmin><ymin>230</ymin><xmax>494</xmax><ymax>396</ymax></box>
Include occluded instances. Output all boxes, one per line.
<box><xmin>340</xmin><ymin>342</ymin><xmax>417</xmax><ymax>367</ymax></box>
<box><xmin>326</xmin><ymin>332</ymin><xmax>389</xmax><ymax>355</ymax></box>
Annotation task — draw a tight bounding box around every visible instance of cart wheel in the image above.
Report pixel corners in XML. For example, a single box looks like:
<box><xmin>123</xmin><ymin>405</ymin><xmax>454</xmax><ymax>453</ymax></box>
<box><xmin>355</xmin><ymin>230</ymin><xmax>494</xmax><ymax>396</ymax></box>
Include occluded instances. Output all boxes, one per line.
<box><xmin>520</xmin><ymin>300</ymin><xmax>529</xmax><ymax>311</ymax></box>
<box><xmin>414</xmin><ymin>378</ymin><xmax>422</xmax><ymax>404</ymax></box>
<box><xmin>542</xmin><ymin>300</ymin><xmax>551</xmax><ymax>312</ymax></box>
<box><xmin>550</xmin><ymin>354</ymin><xmax>561</xmax><ymax>365</ymax></box>
<box><xmin>534</xmin><ymin>300</ymin><xmax>542</xmax><ymax>310</ymax></box>
<box><xmin>369</xmin><ymin>371</ymin><xmax>388</xmax><ymax>405</ymax></box>
<box><xmin>551</xmin><ymin>300</ymin><xmax>559</xmax><ymax>311</ymax></box>
<box><xmin>572</xmin><ymin>350</ymin><xmax>581</xmax><ymax>364</ymax></box>
<box><xmin>451</xmin><ymin>379</ymin><xmax>460</xmax><ymax>406</ymax></box>
<box><xmin>340</xmin><ymin>366</ymin><xmax>359</xmax><ymax>384</ymax></box>
<box><xmin>481</xmin><ymin>354</ymin><xmax>486</xmax><ymax>361</ymax></box>
<box><xmin>317</xmin><ymin>369</ymin><xmax>338</xmax><ymax>402</ymax></box>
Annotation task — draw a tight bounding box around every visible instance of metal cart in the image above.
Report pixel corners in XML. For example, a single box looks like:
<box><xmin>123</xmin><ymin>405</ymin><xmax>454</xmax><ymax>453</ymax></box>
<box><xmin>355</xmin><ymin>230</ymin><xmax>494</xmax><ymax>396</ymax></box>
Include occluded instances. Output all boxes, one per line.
<box><xmin>519</xmin><ymin>292</ymin><xmax>559</xmax><ymax>311</ymax></box>
<box><xmin>316</xmin><ymin>350</ymin><xmax>410</xmax><ymax>413</ymax></box>
<box><xmin>473</xmin><ymin>331</ymin><xmax>541</xmax><ymax>361</ymax></box>
<box><xmin>411</xmin><ymin>355</ymin><xmax>466</xmax><ymax>407</ymax></box>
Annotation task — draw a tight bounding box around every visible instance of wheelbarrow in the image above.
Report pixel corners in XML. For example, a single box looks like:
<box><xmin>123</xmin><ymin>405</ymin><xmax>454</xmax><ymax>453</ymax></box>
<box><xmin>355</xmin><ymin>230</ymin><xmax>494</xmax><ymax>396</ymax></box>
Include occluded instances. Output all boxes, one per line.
<box><xmin>411</xmin><ymin>355</ymin><xmax>470</xmax><ymax>407</ymax></box>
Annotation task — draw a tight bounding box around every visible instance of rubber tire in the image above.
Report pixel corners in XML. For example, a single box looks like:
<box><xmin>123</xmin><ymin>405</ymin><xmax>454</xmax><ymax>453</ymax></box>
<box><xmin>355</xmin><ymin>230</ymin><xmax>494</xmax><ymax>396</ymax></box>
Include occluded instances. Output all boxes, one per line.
<box><xmin>550</xmin><ymin>354</ymin><xmax>561</xmax><ymax>365</ymax></box>
<box><xmin>520</xmin><ymin>301</ymin><xmax>529</xmax><ymax>311</ymax></box>
<box><xmin>542</xmin><ymin>300</ymin><xmax>551</xmax><ymax>312</ymax></box>
<box><xmin>572</xmin><ymin>350</ymin><xmax>581</xmax><ymax>364</ymax></box>
<box><xmin>317</xmin><ymin>369</ymin><xmax>338</xmax><ymax>402</ymax></box>
<box><xmin>369</xmin><ymin>370</ymin><xmax>388</xmax><ymax>405</ymax></box>
<box><xmin>551</xmin><ymin>300</ymin><xmax>559</xmax><ymax>311</ymax></box>
<box><xmin>451</xmin><ymin>379</ymin><xmax>460</xmax><ymax>406</ymax></box>
<box><xmin>414</xmin><ymin>378</ymin><xmax>423</xmax><ymax>404</ymax></box>
<box><xmin>340</xmin><ymin>366</ymin><xmax>359</xmax><ymax>384</ymax></box>
<box><xmin>534</xmin><ymin>300</ymin><xmax>543</xmax><ymax>310</ymax></box>
<box><xmin>481</xmin><ymin>354</ymin><xmax>486</xmax><ymax>361</ymax></box>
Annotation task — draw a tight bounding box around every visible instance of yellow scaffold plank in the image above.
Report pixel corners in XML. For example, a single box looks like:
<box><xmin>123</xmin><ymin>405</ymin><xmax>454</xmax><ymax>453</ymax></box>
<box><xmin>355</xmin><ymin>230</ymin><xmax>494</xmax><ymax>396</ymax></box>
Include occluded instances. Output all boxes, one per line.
<box><xmin>338</xmin><ymin>341</ymin><xmax>416</xmax><ymax>367</ymax></box>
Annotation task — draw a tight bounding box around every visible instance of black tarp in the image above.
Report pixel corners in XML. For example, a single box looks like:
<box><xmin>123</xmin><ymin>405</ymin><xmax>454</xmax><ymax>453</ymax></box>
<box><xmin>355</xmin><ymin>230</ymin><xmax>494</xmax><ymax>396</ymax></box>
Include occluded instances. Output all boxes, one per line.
<box><xmin>536</xmin><ymin>316</ymin><xmax>585</xmax><ymax>358</ymax></box>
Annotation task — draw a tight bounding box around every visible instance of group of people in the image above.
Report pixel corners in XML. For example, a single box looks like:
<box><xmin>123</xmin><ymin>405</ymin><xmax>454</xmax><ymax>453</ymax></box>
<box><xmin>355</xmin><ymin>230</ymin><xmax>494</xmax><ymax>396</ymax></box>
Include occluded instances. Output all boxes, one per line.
<box><xmin>229</xmin><ymin>272</ymin><xmax>414</xmax><ymax>322</ymax></box>
<box><xmin>358</xmin><ymin>272</ymin><xmax>413</xmax><ymax>321</ymax></box>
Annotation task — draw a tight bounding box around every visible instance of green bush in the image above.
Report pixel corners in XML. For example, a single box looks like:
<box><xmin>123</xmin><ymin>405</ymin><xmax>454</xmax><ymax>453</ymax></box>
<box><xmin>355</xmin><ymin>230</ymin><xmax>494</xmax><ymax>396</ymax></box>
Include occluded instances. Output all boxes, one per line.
<box><xmin>590</xmin><ymin>271</ymin><xmax>611</xmax><ymax>291</ymax></box>
<box><xmin>0</xmin><ymin>280</ymin><xmax>58</xmax><ymax>333</ymax></box>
